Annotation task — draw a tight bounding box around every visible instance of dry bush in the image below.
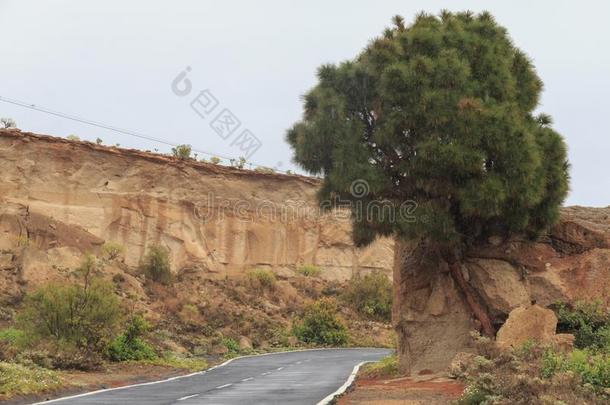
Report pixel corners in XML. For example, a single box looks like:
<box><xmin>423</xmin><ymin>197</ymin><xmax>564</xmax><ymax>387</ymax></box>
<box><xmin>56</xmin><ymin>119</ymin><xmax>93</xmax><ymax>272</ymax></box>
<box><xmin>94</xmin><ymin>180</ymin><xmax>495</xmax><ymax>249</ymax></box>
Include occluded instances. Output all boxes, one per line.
<box><xmin>456</xmin><ymin>334</ymin><xmax>608</xmax><ymax>404</ymax></box>
<box><xmin>101</xmin><ymin>242</ymin><xmax>125</xmax><ymax>261</ymax></box>
<box><xmin>342</xmin><ymin>271</ymin><xmax>392</xmax><ymax>322</ymax></box>
<box><xmin>297</xmin><ymin>264</ymin><xmax>321</xmax><ymax>277</ymax></box>
<box><xmin>246</xmin><ymin>269</ymin><xmax>277</xmax><ymax>291</ymax></box>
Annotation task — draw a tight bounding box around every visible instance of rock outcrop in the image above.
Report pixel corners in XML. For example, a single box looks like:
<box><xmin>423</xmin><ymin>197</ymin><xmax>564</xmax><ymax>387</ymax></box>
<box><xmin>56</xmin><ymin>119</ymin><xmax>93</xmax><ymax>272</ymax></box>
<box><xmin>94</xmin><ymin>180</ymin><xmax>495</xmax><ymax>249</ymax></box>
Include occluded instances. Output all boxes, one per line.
<box><xmin>394</xmin><ymin>206</ymin><xmax>610</xmax><ymax>374</ymax></box>
<box><xmin>0</xmin><ymin>129</ymin><xmax>393</xmax><ymax>291</ymax></box>
<box><xmin>496</xmin><ymin>305</ymin><xmax>558</xmax><ymax>348</ymax></box>
<box><xmin>496</xmin><ymin>305</ymin><xmax>575</xmax><ymax>351</ymax></box>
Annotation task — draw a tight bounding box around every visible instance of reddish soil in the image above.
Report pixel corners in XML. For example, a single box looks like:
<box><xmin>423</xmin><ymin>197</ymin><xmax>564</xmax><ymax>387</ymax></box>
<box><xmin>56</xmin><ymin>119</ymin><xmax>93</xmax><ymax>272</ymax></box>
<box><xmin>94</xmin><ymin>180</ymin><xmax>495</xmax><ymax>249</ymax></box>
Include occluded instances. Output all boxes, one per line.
<box><xmin>337</xmin><ymin>375</ymin><xmax>465</xmax><ymax>405</ymax></box>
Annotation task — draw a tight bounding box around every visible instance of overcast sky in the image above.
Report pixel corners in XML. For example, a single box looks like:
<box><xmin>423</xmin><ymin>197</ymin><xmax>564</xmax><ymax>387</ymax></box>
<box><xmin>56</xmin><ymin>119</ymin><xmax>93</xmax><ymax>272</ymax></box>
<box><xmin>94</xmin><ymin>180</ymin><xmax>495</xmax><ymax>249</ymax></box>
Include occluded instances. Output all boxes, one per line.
<box><xmin>1</xmin><ymin>0</ymin><xmax>608</xmax><ymax>206</ymax></box>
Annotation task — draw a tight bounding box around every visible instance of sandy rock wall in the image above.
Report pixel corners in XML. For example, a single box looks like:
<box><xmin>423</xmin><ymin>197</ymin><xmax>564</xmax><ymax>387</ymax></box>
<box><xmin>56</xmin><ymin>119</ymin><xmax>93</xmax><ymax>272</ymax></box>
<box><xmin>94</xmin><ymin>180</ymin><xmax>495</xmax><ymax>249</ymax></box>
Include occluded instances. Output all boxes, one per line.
<box><xmin>0</xmin><ymin>129</ymin><xmax>393</xmax><ymax>286</ymax></box>
<box><xmin>394</xmin><ymin>206</ymin><xmax>610</xmax><ymax>374</ymax></box>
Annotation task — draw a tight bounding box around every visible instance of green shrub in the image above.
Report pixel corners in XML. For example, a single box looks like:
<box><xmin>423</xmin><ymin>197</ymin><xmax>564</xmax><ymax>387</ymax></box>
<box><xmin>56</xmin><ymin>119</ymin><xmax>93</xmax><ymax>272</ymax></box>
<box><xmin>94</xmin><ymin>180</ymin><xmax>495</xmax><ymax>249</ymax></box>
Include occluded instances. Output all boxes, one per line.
<box><xmin>17</xmin><ymin>268</ymin><xmax>121</xmax><ymax>355</ymax></box>
<box><xmin>210</xmin><ymin>156</ymin><xmax>221</xmax><ymax>164</ymax></box>
<box><xmin>292</xmin><ymin>298</ymin><xmax>348</xmax><ymax>346</ymax></box>
<box><xmin>343</xmin><ymin>271</ymin><xmax>392</xmax><ymax>322</ymax></box>
<box><xmin>107</xmin><ymin>316</ymin><xmax>156</xmax><ymax>362</ymax></box>
<box><xmin>0</xmin><ymin>328</ymin><xmax>27</xmax><ymax>362</ymax></box>
<box><xmin>542</xmin><ymin>348</ymin><xmax>610</xmax><ymax>392</ymax></box>
<box><xmin>0</xmin><ymin>328</ymin><xmax>26</xmax><ymax>348</ymax></box>
<box><xmin>554</xmin><ymin>301</ymin><xmax>610</xmax><ymax>351</ymax></box>
<box><xmin>171</xmin><ymin>144</ymin><xmax>192</xmax><ymax>160</ymax></box>
<box><xmin>297</xmin><ymin>264</ymin><xmax>321</xmax><ymax>277</ymax></box>
<box><xmin>101</xmin><ymin>241</ymin><xmax>125</xmax><ymax>260</ymax></box>
<box><xmin>246</xmin><ymin>269</ymin><xmax>277</xmax><ymax>290</ymax></box>
<box><xmin>0</xmin><ymin>362</ymin><xmax>63</xmax><ymax>397</ymax></box>
<box><xmin>141</xmin><ymin>245</ymin><xmax>172</xmax><ymax>285</ymax></box>
<box><xmin>222</xmin><ymin>337</ymin><xmax>240</xmax><ymax>355</ymax></box>
<box><xmin>361</xmin><ymin>355</ymin><xmax>400</xmax><ymax>378</ymax></box>
<box><xmin>66</xmin><ymin>134</ymin><xmax>80</xmax><ymax>141</ymax></box>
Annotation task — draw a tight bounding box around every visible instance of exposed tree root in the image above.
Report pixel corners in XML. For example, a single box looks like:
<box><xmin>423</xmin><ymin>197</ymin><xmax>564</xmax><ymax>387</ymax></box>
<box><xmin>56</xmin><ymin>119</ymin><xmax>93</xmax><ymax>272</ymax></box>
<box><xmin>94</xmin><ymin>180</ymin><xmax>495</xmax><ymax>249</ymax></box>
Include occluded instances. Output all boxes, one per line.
<box><xmin>446</xmin><ymin>257</ymin><xmax>495</xmax><ymax>337</ymax></box>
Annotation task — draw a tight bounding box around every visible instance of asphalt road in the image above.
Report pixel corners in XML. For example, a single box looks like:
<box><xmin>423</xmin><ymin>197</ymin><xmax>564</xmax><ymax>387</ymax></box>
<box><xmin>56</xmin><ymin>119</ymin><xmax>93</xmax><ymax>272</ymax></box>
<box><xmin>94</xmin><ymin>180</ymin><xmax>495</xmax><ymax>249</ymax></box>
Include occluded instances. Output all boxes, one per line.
<box><xmin>36</xmin><ymin>348</ymin><xmax>391</xmax><ymax>405</ymax></box>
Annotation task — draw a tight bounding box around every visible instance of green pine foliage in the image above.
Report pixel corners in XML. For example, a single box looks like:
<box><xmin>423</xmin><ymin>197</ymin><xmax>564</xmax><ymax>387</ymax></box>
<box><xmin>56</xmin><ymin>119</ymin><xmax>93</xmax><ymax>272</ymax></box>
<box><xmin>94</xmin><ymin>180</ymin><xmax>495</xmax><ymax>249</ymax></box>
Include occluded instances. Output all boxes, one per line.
<box><xmin>287</xmin><ymin>11</ymin><xmax>569</xmax><ymax>248</ymax></box>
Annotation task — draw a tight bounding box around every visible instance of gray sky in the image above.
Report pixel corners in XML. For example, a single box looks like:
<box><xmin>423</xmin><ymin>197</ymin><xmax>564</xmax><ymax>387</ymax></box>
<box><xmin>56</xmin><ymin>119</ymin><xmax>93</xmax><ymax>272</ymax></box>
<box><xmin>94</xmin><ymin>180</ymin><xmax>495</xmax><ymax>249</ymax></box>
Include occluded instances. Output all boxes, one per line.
<box><xmin>1</xmin><ymin>0</ymin><xmax>608</xmax><ymax>206</ymax></box>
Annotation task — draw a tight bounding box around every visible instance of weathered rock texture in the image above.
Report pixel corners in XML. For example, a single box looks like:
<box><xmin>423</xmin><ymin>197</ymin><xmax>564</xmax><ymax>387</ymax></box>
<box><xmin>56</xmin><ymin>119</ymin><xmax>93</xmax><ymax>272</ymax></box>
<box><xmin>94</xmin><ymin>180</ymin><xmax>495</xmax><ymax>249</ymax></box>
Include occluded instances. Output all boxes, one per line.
<box><xmin>0</xmin><ymin>129</ymin><xmax>393</xmax><ymax>290</ymax></box>
<box><xmin>394</xmin><ymin>206</ymin><xmax>610</xmax><ymax>374</ymax></box>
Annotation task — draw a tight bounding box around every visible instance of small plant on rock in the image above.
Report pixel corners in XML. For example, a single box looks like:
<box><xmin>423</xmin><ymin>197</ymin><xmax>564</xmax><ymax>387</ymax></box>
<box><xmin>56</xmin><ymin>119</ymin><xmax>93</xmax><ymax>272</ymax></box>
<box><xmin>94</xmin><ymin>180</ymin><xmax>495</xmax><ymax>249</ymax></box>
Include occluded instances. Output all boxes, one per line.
<box><xmin>297</xmin><ymin>264</ymin><xmax>321</xmax><ymax>277</ymax></box>
<box><xmin>101</xmin><ymin>241</ymin><xmax>125</xmax><ymax>261</ymax></box>
<box><xmin>171</xmin><ymin>144</ymin><xmax>192</xmax><ymax>160</ymax></box>
<box><xmin>246</xmin><ymin>268</ymin><xmax>277</xmax><ymax>290</ymax></box>
<box><xmin>0</xmin><ymin>118</ymin><xmax>16</xmax><ymax>128</ymax></box>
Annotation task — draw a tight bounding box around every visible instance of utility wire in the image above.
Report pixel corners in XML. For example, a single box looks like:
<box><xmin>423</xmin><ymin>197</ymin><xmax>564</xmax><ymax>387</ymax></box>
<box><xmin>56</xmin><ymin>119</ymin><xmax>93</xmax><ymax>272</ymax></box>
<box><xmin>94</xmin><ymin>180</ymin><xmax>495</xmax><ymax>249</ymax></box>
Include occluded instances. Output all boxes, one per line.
<box><xmin>0</xmin><ymin>95</ymin><xmax>298</xmax><ymax>175</ymax></box>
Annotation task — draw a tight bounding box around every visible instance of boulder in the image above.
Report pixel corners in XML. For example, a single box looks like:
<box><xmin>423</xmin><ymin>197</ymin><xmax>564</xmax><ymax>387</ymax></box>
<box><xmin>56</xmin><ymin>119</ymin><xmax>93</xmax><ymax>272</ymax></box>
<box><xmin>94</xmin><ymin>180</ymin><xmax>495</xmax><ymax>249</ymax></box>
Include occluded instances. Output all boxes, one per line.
<box><xmin>239</xmin><ymin>336</ymin><xmax>252</xmax><ymax>351</ymax></box>
<box><xmin>552</xmin><ymin>333</ymin><xmax>576</xmax><ymax>352</ymax></box>
<box><xmin>496</xmin><ymin>305</ymin><xmax>557</xmax><ymax>348</ymax></box>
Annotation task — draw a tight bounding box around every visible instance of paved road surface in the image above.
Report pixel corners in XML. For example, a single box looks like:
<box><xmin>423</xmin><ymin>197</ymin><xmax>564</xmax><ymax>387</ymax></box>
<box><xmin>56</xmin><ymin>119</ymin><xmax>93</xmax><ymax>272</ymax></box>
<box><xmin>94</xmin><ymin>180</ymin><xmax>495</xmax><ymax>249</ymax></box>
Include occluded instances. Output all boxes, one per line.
<box><xmin>37</xmin><ymin>348</ymin><xmax>391</xmax><ymax>405</ymax></box>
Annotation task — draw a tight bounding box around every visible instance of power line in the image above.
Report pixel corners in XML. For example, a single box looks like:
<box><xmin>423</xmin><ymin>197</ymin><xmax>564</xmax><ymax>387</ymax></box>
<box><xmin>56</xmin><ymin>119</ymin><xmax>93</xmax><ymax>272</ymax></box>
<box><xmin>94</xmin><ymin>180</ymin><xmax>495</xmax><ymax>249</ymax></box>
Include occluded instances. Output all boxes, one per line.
<box><xmin>0</xmin><ymin>95</ymin><xmax>297</xmax><ymax>174</ymax></box>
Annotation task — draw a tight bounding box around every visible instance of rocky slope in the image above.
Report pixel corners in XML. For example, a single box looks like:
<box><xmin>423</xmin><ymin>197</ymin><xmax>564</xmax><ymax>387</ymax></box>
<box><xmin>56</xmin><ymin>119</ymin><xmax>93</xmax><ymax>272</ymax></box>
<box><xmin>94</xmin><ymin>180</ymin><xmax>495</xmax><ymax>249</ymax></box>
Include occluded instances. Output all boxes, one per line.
<box><xmin>394</xmin><ymin>205</ymin><xmax>610</xmax><ymax>374</ymax></box>
<box><xmin>0</xmin><ymin>129</ymin><xmax>395</xmax><ymax>353</ymax></box>
<box><xmin>0</xmin><ymin>128</ymin><xmax>392</xmax><ymax>289</ymax></box>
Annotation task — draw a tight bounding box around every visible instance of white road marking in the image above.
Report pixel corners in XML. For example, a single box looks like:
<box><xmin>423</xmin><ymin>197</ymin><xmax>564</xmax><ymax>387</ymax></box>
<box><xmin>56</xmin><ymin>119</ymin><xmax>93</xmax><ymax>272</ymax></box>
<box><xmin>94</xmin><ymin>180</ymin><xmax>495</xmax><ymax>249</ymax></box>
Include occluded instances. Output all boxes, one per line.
<box><xmin>177</xmin><ymin>394</ymin><xmax>199</xmax><ymax>401</ymax></box>
<box><xmin>216</xmin><ymin>383</ymin><xmax>232</xmax><ymax>389</ymax></box>
<box><xmin>241</xmin><ymin>377</ymin><xmax>254</xmax><ymax>382</ymax></box>
<box><xmin>261</xmin><ymin>371</ymin><xmax>271</xmax><ymax>376</ymax></box>
<box><xmin>316</xmin><ymin>361</ymin><xmax>371</xmax><ymax>405</ymax></box>
<box><xmin>296</xmin><ymin>361</ymin><xmax>302</xmax><ymax>364</ymax></box>
<box><xmin>276</xmin><ymin>367</ymin><xmax>284</xmax><ymax>371</ymax></box>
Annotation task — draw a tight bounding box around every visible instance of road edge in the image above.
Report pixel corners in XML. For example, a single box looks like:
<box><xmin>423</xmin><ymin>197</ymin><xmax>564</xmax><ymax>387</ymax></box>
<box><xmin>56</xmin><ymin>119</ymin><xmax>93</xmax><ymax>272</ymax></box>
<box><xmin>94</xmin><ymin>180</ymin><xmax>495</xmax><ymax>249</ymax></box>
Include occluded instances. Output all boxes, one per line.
<box><xmin>316</xmin><ymin>361</ymin><xmax>370</xmax><ymax>405</ymax></box>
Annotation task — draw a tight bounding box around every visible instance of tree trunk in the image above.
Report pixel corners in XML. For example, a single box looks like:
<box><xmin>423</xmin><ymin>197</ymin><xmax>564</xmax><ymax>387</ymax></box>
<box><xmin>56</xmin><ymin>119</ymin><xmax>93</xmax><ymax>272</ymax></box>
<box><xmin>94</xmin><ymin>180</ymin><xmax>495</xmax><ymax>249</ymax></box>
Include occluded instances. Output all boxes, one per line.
<box><xmin>445</xmin><ymin>252</ymin><xmax>495</xmax><ymax>337</ymax></box>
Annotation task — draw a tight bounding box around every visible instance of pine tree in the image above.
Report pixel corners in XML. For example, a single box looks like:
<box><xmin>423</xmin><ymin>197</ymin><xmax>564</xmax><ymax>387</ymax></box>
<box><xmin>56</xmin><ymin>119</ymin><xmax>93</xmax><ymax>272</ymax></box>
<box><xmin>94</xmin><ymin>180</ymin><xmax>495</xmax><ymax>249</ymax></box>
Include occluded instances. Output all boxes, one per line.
<box><xmin>287</xmin><ymin>11</ymin><xmax>569</xmax><ymax>335</ymax></box>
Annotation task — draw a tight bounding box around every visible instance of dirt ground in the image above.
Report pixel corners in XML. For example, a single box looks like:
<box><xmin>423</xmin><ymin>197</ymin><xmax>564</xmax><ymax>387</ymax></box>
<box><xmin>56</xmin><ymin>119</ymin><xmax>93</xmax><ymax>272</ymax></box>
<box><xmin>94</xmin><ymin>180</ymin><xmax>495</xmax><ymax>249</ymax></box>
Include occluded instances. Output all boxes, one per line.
<box><xmin>337</xmin><ymin>374</ymin><xmax>465</xmax><ymax>405</ymax></box>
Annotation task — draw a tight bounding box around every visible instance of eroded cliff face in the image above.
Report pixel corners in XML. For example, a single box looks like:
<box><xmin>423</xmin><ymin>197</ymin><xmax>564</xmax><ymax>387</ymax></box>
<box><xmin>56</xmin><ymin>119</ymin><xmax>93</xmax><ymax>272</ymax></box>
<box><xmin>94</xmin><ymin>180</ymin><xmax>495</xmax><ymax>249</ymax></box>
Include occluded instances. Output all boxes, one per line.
<box><xmin>394</xmin><ymin>206</ymin><xmax>610</xmax><ymax>374</ymax></box>
<box><xmin>0</xmin><ymin>129</ymin><xmax>393</xmax><ymax>291</ymax></box>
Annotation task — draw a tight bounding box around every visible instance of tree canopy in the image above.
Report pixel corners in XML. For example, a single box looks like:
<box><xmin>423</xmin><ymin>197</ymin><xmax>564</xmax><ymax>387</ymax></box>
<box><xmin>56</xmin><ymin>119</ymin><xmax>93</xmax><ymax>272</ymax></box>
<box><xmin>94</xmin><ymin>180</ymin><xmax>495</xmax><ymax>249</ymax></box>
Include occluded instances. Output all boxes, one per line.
<box><xmin>287</xmin><ymin>11</ymin><xmax>569</xmax><ymax>249</ymax></box>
